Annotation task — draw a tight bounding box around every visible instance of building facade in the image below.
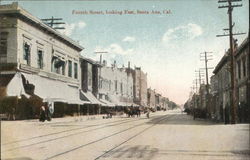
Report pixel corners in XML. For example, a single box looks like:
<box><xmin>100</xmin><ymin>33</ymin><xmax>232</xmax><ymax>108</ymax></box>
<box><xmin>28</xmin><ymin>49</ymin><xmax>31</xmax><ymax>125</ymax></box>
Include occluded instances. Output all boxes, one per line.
<box><xmin>132</xmin><ymin>67</ymin><xmax>147</xmax><ymax>107</ymax></box>
<box><xmin>211</xmin><ymin>53</ymin><xmax>231</xmax><ymax>122</ymax></box>
<box><xmin>98</xmin><ymin>61</ymin><xmax>134</xmax><ymax>107</ymax></box>
<box><xmin>235</xmin><ymin>37</ymin><xmax>249</xmax><ymax>123</ymax></box>
<box><xmin>147</xmin><ymin>88</ymin><xmax>156</xmax><ymax>109</ymax></box>
<box><xmin>0</xmin><ymin>3</ymin><xmax>86</xmax><ymax>118</ymax></box>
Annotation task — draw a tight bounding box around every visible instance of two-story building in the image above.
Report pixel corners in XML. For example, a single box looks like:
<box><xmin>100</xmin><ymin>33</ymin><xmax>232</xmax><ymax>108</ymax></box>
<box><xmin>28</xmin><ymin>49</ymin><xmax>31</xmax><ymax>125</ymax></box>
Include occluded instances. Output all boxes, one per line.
<box><xmin>99</xmin><ymin>61</ymin><xmax>134</xmax><ymax>108</ymax></box>
<box><xmin>235</xmin><ymin>36</ymin><xmax>249</xmax><ymax>123</ymax></box>
<box><xmin>0</xmin><ymin>3</ymin><xmax>88</xmax><ymax>118</ymax></box>
<box><xmin>80</xmin><ymin>56</ymin><xmax>104</xmax><ymax>115</ymax></box>
<box><xmin>212</xmin><ymin>52</ymin><xmax>231</xmax><ymax>122</ymax></box>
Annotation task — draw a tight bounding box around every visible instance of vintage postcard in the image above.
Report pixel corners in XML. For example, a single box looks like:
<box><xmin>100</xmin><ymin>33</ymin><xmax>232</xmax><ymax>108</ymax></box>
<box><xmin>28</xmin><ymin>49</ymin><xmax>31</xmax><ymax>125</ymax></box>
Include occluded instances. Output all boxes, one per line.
<box><xmin>0</xmin><ymin>0</ymin><xmax>249</xmax><ymax>160</ymax></box>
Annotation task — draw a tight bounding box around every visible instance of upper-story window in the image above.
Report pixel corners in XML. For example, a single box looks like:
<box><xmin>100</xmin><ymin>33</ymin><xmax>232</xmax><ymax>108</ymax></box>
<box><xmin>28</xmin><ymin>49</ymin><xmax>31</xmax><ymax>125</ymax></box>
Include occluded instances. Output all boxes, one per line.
<box><xmin>120</xmin><ymin>82</ymin><xmax>123</xmax><ymax>94</ymax></box>
<box><xmin>109</xmin><ymin>80</ymin><xmax>111</xmax><ymax>91</ymax></box>
<box><xmin>37</xmin><ymin>49</ymin><xmax>43</xmax><ymax>69</ymax></box>
<box><xmin>0</xmin><ymin>32</ymin><xmax>8</xmax><ymax>63</ymax></box>
<box><xmin>62</xmin><ymin>63</ymin><xmax>65</xmax><ymax>75</ymax></box>
<box><xmin>88</xmin><ymin>77</ymin><xmax>92</xmax><ymax>86</ymax></box>
<box><xmin>74</xmin><ymin>62</ymin><xmax>78</xmax><ymax>79</ymax></box>
<box><xmin>115</xmin><ymin>80</ymin><xmax>118</xmax><ymax>92</ymax></box>
<box><xmin>51</xmin><ymin>56</ymin><xmax>65</xmax><ymax>74</ymax></box>
<box><xmin>98</xmin><ymin>76</ymin><xmax>102</xmax><ymax>89</ymax></box>
<box><xmin>237</xmin><ymin>61</ymin><xmax>241</xmax><ymax>79</ymax></box>
<box><xmin>68</xmin><ymin>60</ymin><xmax>72</xmax><ymax>77</ymax></box>
<box><xmin>242</xmin><ymin>57</ymin><xmax>246</xmax><ymax>77</ymax></box>
<box><xmin>23</xmin><ymin>42</ymin><xmax>31</xmax><ymax>65</ymax></box>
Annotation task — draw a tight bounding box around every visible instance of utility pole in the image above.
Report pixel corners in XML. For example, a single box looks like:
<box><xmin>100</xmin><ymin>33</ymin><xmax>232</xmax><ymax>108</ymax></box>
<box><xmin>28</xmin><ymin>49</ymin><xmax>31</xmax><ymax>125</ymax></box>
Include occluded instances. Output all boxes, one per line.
<box><xmin>195</xmin><ymin>69</ymin><xmax>205</xmax><ymax>109</ymax></box>
<box><xmin>41</xmin><ymin>16</ymin><xmax>66</xmax><ymax>30</ymax></box>
<box><xmin>190</xmin><ymin>85</ymin><xmax>196</xmax><ymax>109</ymax></box>
<box><xmin>95</xmin><ymin>51</ymin><xmax>108</xmax><ymax>64</ymax></box>
<box><xmin>217</xmin><ymin>0</ymin><xmax>245</xmax><ymax>124</ymax></box>
<box><xmin>200</xmin><ymin>52</ymin><xmax>213</xmax><ymax>117</ymax></box>
<box><xmin>200</xmin><ymin>52</ymin><xmax>213</xmax><ymax>95</ymax></box>
<box><xmin>195</xmin><ymin>69</ymin><xmax>205</xmax><ymax>87</ymax></box>
<box><xmin>195</xmin><ymin>79</ymin><xmax>198</xmax><ymax>109</ymax></box>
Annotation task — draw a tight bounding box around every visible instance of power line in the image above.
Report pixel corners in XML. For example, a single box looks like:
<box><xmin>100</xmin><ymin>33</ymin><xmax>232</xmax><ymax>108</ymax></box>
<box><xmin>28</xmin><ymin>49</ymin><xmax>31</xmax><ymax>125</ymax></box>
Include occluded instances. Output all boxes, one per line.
<box><xmin>41</xmin><ymin>16</ymin><xmax>65</xmax><ymax>30</ymax></box>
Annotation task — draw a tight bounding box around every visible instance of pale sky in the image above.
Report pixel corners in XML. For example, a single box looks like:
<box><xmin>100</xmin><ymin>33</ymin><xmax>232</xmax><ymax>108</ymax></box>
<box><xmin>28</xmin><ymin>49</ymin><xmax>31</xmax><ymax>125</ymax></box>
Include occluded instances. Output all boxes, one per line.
<box><xmin>2</xmin><ymin>0</ymin><xmax>249</xmax><ymax>105</ymax></box>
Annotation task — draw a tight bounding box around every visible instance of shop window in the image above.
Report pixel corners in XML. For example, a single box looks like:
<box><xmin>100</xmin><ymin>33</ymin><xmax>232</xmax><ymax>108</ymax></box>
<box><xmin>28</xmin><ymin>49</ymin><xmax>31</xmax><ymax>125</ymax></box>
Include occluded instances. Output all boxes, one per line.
<box><xmin>68</xmin><ymin>60</ymin><xmax>72</xmax><ymax>77</ymax></box>
<box><xmin>74</xmin><ymin>62</ymin><xmax>78</xmax><ymax>79</ymax></box>
<box><xmin>23</xmin><ymin>42</ymin><xmax>31</xmax><ymax>65</ymax></box>
<box><xmin>37</xmin><ymin>49</ymin><xmax>43</xmax><ymax>69</ymax></box>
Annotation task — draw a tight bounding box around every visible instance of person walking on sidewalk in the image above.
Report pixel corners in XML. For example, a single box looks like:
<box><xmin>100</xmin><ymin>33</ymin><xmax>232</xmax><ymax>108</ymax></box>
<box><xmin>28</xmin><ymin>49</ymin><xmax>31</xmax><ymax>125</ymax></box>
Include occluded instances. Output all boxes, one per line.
<box><xmin>146</xmin><ymin>109</ymin><xmax>150</xmax><ymax>118</ymax></box>
<box><xmin>39</xmin><ymin>105</ymin><xmax>46</xmax><ymax>122</ymax></box>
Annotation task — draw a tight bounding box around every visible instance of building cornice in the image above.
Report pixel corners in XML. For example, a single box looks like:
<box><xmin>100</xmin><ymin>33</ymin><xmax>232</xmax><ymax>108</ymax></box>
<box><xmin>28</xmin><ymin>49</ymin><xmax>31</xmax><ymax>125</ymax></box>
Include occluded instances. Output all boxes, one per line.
<box><xmin>0</xmin><ymin>3</ymin><xmax>84</xmax><ymax>52</ymax></box>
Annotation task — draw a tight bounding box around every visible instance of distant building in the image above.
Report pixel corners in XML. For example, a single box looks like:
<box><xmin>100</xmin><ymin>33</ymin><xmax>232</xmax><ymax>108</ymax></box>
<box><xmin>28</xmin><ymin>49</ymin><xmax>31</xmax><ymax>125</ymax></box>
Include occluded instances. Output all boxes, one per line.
<box><xmin>99</xmin><ymin>61</ymin><xmax>134</xmax><ymax>107</ymax></box>
<box><xmin>132</xmin><ymin>67</ymin><xmax>147</xmax><ymax>107</ymax></box>
<box><xmin>155</xmin><ymin>93</ymin><xmax>161</xmax><ymax>109</ymax></box>
<box><xmin>161</xmin><ymin>97</ymin><xmax>169</xmax><ymax>110</ymax></box>
<box><xmin>79</xmin><ymin>57</ymin><xmax>103</xmax><ymax>114</ymax></box>
<box><xmin>147</xmin><ymin>88</ymin><xmax>156</xmax><ymax>109</ymax></box>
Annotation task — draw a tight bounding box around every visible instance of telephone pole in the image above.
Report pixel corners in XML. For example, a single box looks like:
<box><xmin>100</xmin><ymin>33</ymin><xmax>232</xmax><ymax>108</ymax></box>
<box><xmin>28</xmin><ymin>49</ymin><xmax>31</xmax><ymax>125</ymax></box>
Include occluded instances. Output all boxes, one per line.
<box><xmin>217</xmin><ymin>0</ymin><xmax>245</xmax><ymax>124</ymax></box>
<box><xmin>200</xmin><ymin>52</ymin><xmax>213</xmax><ymax>95</ymax></box>
<box><xmin>41</xmin><ymin>16</ymin><xmax>65</xmax><ymax>30</ymax></box>
<box><xmin>195</xmin><ymin>69</ymin><xmax>205</xmax><ymax>87</ymax></box>
<box><xmin>200</xmin><ymin>52</ymin><xmax>213</xmax><ymax>117</ymax></box>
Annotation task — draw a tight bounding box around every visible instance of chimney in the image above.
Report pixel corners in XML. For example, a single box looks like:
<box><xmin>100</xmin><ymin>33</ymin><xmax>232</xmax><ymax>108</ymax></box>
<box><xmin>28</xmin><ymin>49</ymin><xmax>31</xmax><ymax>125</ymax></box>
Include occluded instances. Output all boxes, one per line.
<box><xmin>114</xmin><ymin>60</ymin><xmax>116</xmax><ymax>67</ymax></box>
<box><xmin>128</xmin><ymin>61</ymin><xmax>130</xmax><ymax>69</ymax></box>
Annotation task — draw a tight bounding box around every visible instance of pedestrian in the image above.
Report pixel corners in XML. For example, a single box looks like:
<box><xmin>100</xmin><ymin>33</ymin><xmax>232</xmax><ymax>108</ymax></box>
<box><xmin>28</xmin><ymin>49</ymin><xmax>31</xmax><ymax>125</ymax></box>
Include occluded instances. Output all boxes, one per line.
<box><xmin>45</xmin><ymin>103</ymin><xmax>51</xmax><ymax>121</ymax></box>
<box><xmin>8</xmin><ymin>106</ymin><xmax>16</xmax><ymax>121</ymax></box>
<box><xmin>238</xmin><ymin>102</ymin><xmax>242</xmax><ymax>123</ymax></box>
<box><xmin>193</xmin><ymin>109</ymin><xmax>196</xmax><ymax>120</ymax></box>
<box><xmin>146</xmin><ymin>109</ymin><xmax>150</xmax><ymax>118</ymax></box>
<box><xmin>225</xmin><ymin>103</ymin><xmax>229</xmax><ymax>124</ymax></box>
<box><xmin>11</xmin><ymin>107</ymin><xmax>16</xmax><ymax>120</ymax></box>
<box><xmin>39</xmin><ymin>105</ymin><xmax>46</xmax><ymax>122</ymax></box>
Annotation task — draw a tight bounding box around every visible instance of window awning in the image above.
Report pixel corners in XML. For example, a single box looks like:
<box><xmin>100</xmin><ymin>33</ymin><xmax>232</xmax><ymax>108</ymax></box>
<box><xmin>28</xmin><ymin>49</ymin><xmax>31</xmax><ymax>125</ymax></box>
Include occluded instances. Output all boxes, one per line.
<box><xmin>21</xmin><ymin>72</ymin><xmax>89</xmax><ymax>105</ymax></box>
<box><xmin>6</xmin><ymin>72</ymin><xmax>30</xmax><ymax>98</ymax></box>
<box><xmin>99</xmin><ymin>98</ymin><xmax>115</xmax><ymax>107</ymax></box>
<box><xmin>80</xmin><ymin>90</ymin><xmax>102</xmax><ymax>105</ymax></box>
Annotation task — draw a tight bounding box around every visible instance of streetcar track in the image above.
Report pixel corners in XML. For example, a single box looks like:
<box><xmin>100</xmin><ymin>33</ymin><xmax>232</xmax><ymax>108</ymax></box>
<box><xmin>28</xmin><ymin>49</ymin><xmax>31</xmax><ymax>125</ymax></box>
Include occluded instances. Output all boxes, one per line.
<box><xmin>2</xmin><ymin>117</ymin><xmax>133</xmax><ymax>145</ymax></box>
<box><xmin>94</xmin><ymin>114</ymin><xmax>175</xmax><ymax>159</ymax></box>
<box><xmin>3</xmin><ymin>115</ymin><xmax>161</xmax><ymax>152</ymax></box>
<box><xmin>44</xmin><ymin>114</ymin><xmax>171</xmax><ymax>160</ymax></box>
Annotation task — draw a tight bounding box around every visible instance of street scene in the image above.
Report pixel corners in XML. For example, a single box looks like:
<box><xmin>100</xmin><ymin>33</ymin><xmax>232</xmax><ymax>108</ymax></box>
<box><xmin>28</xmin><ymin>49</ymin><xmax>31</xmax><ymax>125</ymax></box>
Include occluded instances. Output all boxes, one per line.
<box><xmin>1</xmin><ymin>110</ymin><xmax>249</xmax><ymax>160</ymax></box>
<box><xmin>0</xmin><ymin>0</ymin><xmax>249</xmax><ymax>160</ymax></box>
